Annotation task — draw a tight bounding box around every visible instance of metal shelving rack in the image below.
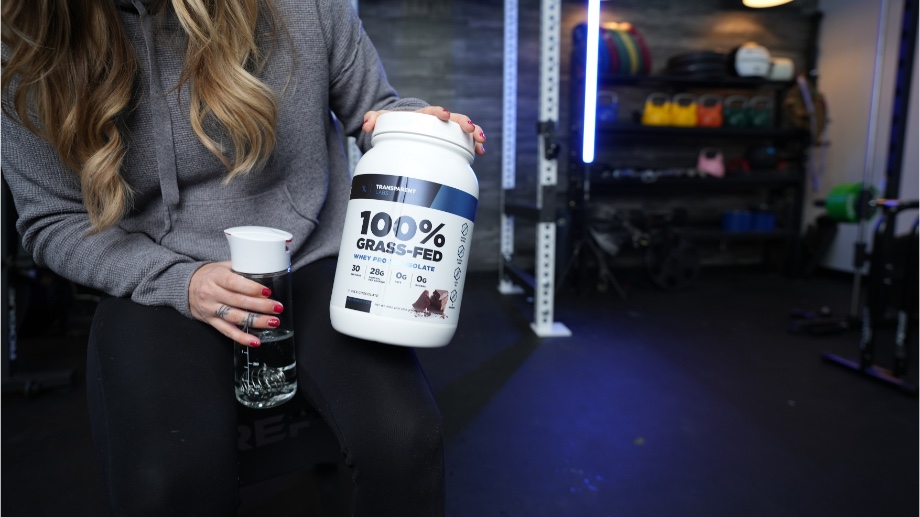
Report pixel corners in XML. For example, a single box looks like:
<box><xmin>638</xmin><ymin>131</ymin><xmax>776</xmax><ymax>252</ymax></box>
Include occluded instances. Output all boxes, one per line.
<box><xmin>498</xmin><ymin>0</ymin><xmax>571</xmax><ymax>338</ymax></box>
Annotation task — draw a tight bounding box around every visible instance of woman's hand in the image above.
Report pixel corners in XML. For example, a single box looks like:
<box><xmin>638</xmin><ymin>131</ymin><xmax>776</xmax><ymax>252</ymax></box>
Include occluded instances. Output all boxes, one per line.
<box><xmin>362</xmin><ymin>106</ymin><xmax>487</xmax><ymax>156</ymax></box>
<box><xmin>188</xmin><ymin>261</ymin><xmax>284</xmax><ymax>347</ymax></box>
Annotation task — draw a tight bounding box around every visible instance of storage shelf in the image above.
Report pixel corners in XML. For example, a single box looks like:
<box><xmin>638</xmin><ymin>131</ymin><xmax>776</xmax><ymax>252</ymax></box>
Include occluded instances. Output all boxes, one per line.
<box><xmin>590</xmin><ymin>124</ymin><xmax>809</xmax><ymax>141</ymax></box>
<box><xmin>586</xmin><ymin>172</ymin><xmax>802</xmax><ymax>192</ymax></box>
<box><xmin>566</xmin><ymin>44</ymin><xmax>813</xmax><ymax>273</ymax></box>
<box><xmin>573</xmin><ymin>74</ymin><xmax>795</xmax><ymax>90</ymax></box>
<box><xmin>686</xmin><ymin>228</ymin><xmax>797</xmax><ymax>241</ymax></box>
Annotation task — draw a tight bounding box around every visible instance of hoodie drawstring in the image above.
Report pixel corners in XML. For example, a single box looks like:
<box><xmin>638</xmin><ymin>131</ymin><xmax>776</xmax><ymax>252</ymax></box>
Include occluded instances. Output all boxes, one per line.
<box><xmin>131</xmin><ymin>0</ymin><xmax>180</xmax><ymax>236</ymax></box>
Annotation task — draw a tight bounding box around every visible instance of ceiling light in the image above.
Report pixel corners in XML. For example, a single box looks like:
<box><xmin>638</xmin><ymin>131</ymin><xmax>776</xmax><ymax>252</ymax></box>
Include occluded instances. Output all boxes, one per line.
<box><xmin>743</xmin><ymin>0</ymin><xmax>793</xmax><ymax>7</ymax></box>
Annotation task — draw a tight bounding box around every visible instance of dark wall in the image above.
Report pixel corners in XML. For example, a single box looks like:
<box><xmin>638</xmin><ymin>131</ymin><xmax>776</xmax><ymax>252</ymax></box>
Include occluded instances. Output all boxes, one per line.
<box><xmin>360</xmin><ymin>0</ymin><xmax>820</xmax><ymax>272</ymax></box>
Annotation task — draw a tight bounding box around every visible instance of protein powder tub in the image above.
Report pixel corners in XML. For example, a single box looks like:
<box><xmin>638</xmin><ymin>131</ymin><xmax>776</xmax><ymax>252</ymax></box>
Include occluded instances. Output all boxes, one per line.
<box><xmin>329</xmin><ymin>112</ymin><xmax>479</xmax><ymax>347</ymax></box>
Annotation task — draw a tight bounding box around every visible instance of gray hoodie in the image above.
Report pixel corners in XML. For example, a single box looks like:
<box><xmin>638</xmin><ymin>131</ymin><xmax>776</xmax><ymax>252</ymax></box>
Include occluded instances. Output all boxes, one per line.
<box><xmin>1</xmin><ymin>0</ymin><xmax>426</xmax><ymax>317</ymax></box>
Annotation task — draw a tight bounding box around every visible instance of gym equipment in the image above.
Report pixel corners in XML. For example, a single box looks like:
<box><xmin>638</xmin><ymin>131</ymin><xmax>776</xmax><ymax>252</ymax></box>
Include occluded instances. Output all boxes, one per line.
<box><xmin>721</xmin><ymin>210</ymin><xmax>752</xmax><ymax>232</ymax></box>
<box><xmin>696</xmin><ymin>148</ymin><xmax>725</xmax><ymax>177</ymax></box>
<box><xmin>768</xmin><ymin>57</ymin><xmax>795</xmax><ymax>81</ymax></box>
<box><xmin>573</xmin><ymin>23</ymin><xmax>613</xmax><ymax>75</ymax></box>
<box><xmin>697</xmin><ymin>94</ymin><xmax>723</xmax><ymax>127</ymax></box>
<box><xmin>498</xmin><ymin>0</ymin><xmax>571</xmax><ymax>338</ymax></box>
<box><xmin>597</xmin><ymin>91</ymin><xmax>618</xmax><ymax>123</ymax></box>
<box><xmin>645</xmin><ymin>229</ymin><xmax>700</xmax><ymax>291</ymax></box>
<box><xmin>814</xmin><ymin>0</ymin><xmax>918</xmax><ymax>395</ymax></box>
<box><xmin>723</xmin><ymin>95</ymin><xmax>749</xmax><ymax>127</ymax></box>
<box><xmin>726</xmin><ymin>157</ymin><xmax>751</xmax><ymax>174</ymax></box>
<box><xmin>608</xmin><ymin>28</ymin><xmax>637</xmax><ymax>75</ymax></box>
<box><xmin>601</xmin><ymin>27</ymin><xmax>626</xmax><ymax>74</ymax></box>
<box><xmin>783</xmin><ymin>75</ymin><xmax>828</xmax><ymax>136</ymax></box>
<box><xmin>788</xmin><ymin>305</ymin><xmax>851</xmax><ymax>335</ymax></box>
<box><xmin>820</xmin><ymin>198</ymin><xmax>918</xmax><ymax>394</ymax></box>
<box><xmin>670</xmin><ymin>93</ymin><xmax>698</xmax><ymax>127</ymax></box>
<box><xmin>820</xmin><ymin>182</ymin><xmax>878</xmax><ymax>223</ymax></box>
<box><xmin>665</xmin><ymin>50</ymin><xmax>727</xmax><ymax>78</ymax></box>
<box><xmin>748</xmin><ymin>96</ymin><xmax>774</xmax><ymax>128</ymax></box>
<box><xmin>617</xmin><ymin>22</ymin><xmax>652</xmax><ymax>75</ymax></box>
<box><xmin>730</xmin><ymin>42</ymin><xmax>772</xmax><ymax>77</ymax></box>
<box><xmin>573</xmin><ymin>21</ymin><xmax>651</xmax><ymax>77</ymax></box>
<box><xmin>641</xmin><ymin>92</ymin><xmax>671</xmax><ymax>126</ymax></box>
<box><xmin>237</xmin><ymin>390</ymin><xmax>343</xmax><ymax>487</ymax></box>
<box><xmin>721</xmin><ymin>209</ymin><xmax>776</xmax><ymax>233</ymax></box>
<box><xmin>783</xmin><ymin>74</ymin><xmax>829</xmax><ymax>191</ymax></box>
<box><xmin>751</xmin><ymin>210</ymin><xmax>776</xmax><ymax>231</ymax></box>
<box><xmin>746</xmin><ymin>145</ymin><xmax>778</xmax><ymax>170</ymax></box>
<box><xmin>559</xmin><ymin>202</ymin><xmax>629</xmax><ymax>299</ymax></box>
<box><xmin>795</xmin><ymin>214</ymin><xmax>838</xmax><ymax>277</ymax></box>
<box><xmin>560</xmin><ymin>205</ymin><xmax>701</xmax><ymax>293</ymax></box>
<box><xmin>604</xmin><ymin>21</ymin><xmax>650</xmax><ymax>75</ymax></box>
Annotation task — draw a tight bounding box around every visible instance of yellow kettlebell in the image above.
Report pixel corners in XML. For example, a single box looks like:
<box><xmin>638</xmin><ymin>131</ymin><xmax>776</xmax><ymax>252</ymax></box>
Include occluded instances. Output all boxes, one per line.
<box><xmin>641</xmin><ymin>92</ymin><xmax>671</xmax><ymax>126</ymax></box>
<box><xmin>670</xmin><ymin>93</ymin><xmax>698</xmax><ymax>127</ymax></box>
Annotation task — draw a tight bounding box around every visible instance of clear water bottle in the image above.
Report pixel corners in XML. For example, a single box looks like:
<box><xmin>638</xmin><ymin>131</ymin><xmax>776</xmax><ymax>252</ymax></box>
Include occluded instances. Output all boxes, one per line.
<box><xmin>224</xmin><ymin>226</ymin><xmax>297</xmax><ymax>408</ymax></box>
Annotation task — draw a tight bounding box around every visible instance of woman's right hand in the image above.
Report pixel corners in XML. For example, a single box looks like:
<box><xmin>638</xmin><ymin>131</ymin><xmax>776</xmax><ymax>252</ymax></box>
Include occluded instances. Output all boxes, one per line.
<box><xmin>188</xmin><ymin>261</ymin><xmax>284</xmax><ymax>347</ymax></box>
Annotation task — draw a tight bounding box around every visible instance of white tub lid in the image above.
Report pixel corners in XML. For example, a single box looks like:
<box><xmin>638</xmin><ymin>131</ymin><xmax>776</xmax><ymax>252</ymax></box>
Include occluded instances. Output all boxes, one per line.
<box><xmin>373</xmin><ymin>111</ymin><xmax>475</xmax><ymax>156</ymax></box>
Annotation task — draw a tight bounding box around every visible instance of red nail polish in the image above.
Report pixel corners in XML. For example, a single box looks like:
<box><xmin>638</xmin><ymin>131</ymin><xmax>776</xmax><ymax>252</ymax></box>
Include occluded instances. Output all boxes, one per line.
<box><xmin>273</xmin><ymin>304</ymin><xmax>284</xmax><ymax>313</ymax></box>
<box><xmin>443</xmin><ymin>109</ymin><xmax>449</xmax><ymax>112</ymax></box>
<box><xmin>363</xmin><ymin>119</ymin><xmax>368</xmax><ymax>124</ymax></box>
<box><xmin>261</xmin><ymin>288</ymin><xmax>271</xmax><ymax>297</ymax></box>
<box><xmin>480</xmin><ymin>131</ymin><xmax>485</xmax><ymax>140</ymax></box>
<box><xmin>249</xmin><ymin>340</ymin><xmax>260</xmax><ymax>348</ymax></box>
<box><xmin>468</xmin><ymin>120</ymin><xmax>474</xmax><ymax>125</ymax></box>
<box><xmin>268</xmin><ymin>318</ymin><xmax>280</xmax><ymax>328</ymax></box>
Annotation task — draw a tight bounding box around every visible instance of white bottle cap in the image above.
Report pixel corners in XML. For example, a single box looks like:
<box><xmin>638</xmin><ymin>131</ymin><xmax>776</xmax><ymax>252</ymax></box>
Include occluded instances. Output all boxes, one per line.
<box><xmin>224</xmin><ymin>226</ymin><xmax>293</xmax><ymax>274</ymax></box>
<box><xmin>373</xmin><ymin>111</ymin><xmax>475</xmax><ymax>157</ymax></box>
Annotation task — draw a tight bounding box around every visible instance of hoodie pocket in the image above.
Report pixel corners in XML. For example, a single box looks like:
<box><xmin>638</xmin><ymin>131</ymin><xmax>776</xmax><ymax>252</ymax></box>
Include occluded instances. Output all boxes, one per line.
<box><xmin>163</xmin><ymin>186</ymin><xmax>318</xmax><ymax>262</ymax></box>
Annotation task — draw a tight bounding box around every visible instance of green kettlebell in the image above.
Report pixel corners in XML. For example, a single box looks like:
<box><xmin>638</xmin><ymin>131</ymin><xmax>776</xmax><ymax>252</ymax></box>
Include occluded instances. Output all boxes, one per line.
<box><xmin>748</xmin><ymin>96</ymin><xmax>773</xmax><ymax>128</ymax></box>
<box><xmin>723</xmin><ymin>95</ymin><xmax>749</xmax><ymax>128</ymax></box>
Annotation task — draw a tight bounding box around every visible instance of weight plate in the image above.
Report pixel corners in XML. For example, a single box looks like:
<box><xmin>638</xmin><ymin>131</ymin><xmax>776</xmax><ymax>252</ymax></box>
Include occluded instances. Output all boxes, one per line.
<box><xmin>826</xmin><ymin>183</ymin><xmax>873</xmax><ymax>223</ymax></box>
<box><xmin>666</xmin><ymin>51</ymin><xmax>726</xmax><ymax>68</ymax></box>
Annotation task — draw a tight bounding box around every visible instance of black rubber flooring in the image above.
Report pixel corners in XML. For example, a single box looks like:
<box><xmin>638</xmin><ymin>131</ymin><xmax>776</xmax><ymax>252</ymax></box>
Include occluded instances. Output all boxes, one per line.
<box><xmin>2</xmin><ymin>267</ymin><xmax>918</xmax><ymax>516</ymax></box>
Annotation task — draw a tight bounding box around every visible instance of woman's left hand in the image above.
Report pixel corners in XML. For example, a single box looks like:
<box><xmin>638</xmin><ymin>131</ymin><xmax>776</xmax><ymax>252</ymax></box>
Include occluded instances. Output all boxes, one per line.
<box><xmin>362</xmin><ymin>106</ymin><xmax>486</xmax><ymax>156</ymax></box>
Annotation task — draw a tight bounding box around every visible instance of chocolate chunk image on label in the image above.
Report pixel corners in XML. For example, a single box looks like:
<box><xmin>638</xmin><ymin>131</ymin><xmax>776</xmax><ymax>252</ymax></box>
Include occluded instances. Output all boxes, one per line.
<box><xmin>412</xmin><ymin>290</ymin><xmax>431</xmax><ymax>311</ymax></box>
<box><xmin>429</xmin><ymin>289</ymin><xmax>449</xmax><ymax>313</ymax></box>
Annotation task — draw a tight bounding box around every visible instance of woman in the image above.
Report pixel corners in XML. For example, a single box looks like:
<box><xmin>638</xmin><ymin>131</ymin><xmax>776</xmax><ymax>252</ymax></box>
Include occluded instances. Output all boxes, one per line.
<box><xmin>1</xmin><ymin>0</ymin><xmax>486</xmax><ymax>514</ymax></box>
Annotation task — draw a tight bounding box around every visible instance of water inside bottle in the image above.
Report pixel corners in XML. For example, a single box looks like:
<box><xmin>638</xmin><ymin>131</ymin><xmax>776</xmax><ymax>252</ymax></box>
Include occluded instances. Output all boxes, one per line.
<box><xmin>235</xmin><ymin>330</ymin><xmax>297</xmax><ymax>408</ymax></box>
<box><xmin>233</xmin><ymin>269</ymin><xmax>297</xmax><ymax>408</ymax></box>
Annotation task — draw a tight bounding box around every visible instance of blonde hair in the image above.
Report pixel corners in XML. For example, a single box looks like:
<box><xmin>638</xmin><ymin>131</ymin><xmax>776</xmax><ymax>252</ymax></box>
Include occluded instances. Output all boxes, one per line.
<box><xmin>2</xmin><ymin>0</ymin><xmax>282</xmax><ymax>232</ymax></box>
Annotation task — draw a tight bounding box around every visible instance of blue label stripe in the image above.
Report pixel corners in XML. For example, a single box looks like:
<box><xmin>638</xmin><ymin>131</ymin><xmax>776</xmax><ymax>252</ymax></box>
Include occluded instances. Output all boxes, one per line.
<box><xmin>350</xmin><ymin>174</ymin><xmax>478</xmax><ymax>222</ymax></box>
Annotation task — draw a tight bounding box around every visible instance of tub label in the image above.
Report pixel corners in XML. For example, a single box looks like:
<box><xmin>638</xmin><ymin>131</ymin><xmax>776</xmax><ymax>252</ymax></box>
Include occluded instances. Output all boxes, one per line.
<box><xmin>331</xmin><ymin>174</ymin><xmax>477</xmax><ymax>324</ymax></box>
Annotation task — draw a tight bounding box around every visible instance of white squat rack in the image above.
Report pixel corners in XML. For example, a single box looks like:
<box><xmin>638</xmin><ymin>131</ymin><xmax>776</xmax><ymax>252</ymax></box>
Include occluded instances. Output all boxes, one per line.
<box><xmin>498</xmin><ymin>0</ymin><xmax>572</xmax><ymax>338</ymax></box>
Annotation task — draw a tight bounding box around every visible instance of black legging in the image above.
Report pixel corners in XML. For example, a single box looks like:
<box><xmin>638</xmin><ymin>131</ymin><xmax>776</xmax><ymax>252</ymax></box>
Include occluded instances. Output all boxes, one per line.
<box><xmin>86</xmin><ymin>258</ymin><xmax>444</xmax><ymax>516</ymax></box>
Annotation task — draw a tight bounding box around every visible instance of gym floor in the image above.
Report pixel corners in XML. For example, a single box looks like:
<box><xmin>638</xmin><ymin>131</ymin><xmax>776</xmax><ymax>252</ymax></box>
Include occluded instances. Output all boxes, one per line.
<box><xmin>2</xmin><ymin>266</ymin><xmax>918</xmax><ymax>516</ymax></box>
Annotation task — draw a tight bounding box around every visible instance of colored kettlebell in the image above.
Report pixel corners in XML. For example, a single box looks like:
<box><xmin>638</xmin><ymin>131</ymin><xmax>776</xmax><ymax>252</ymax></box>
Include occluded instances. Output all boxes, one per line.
<box><xmin>597</xmin><ymin>91</ymin><xmax>618</xmax><ymax>123</ymax></box>
<box><xmin>641</xmin><ymin>92</ymin><xmax>671</xmax><ymax>126</ymax></box>
<box><xmin>670</xmin><ymin>93</ymin><xmax>698</xmax><ymax>127</ymax></box>
<box><xmin>723</xmin><ymin>95</ymin><xmax>749</xmax><ymax>128</ymax></box>
<box><xmin>748</xmin><ymin>96</ymin><xmax>773</xmax><ymax>128</ymax></box>
<box><xmin>697</xmin><ymin>147</ymin><xmax>725</xmax><ymax>177</ymax></box>
<box><xmin>697</xmin><ymin>94</ymin><xmax>723</xmax><ymax>128</ymax></box>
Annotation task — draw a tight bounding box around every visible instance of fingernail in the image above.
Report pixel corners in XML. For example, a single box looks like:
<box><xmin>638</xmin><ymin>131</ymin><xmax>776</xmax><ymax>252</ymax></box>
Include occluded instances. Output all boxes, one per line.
<box><xmin>481</xmin><ymin>144</ymin><xmax>486</xmax><ymax>153</ymax></box>
<box><xmin>261</xmin><ymin>288</ymin><xmax>271</xmax><ymax>297</ymax></box>
<box><xmin>363</xmin><ymin>119</ymin><xmax>368</xmax><ymax>125</ymax></box>
<box><xmin>249</xmin><ymin>340</ymin><xmax>260</xmax><ymax>348</ymax></box>
<box><xmin>480</xmin><ymin>131</ymin><xmax>486</xmax><ymax>140</ymax></box>
<box><xmin>268</xmin><ymin>318</ymin><xmax>280</xmax><ymax>328</ymax></box>
<box><xmin>443</xmin><ymin>109</ymin><xmax>450</xmax><ymax>113</ymax></box>
<box><xmin>273</xmin><ymin>304</ymin><xmax>284</xmax><ymax>313</ymax></box>
<box><xmin>468</xmin><ymin>120</ymin><xmax>474</xmax><ymax>125</ymax></box>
